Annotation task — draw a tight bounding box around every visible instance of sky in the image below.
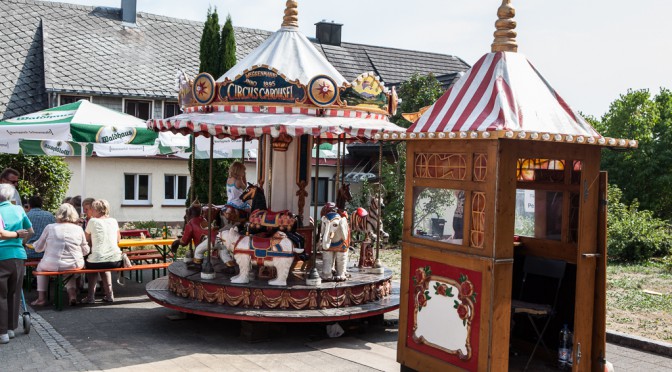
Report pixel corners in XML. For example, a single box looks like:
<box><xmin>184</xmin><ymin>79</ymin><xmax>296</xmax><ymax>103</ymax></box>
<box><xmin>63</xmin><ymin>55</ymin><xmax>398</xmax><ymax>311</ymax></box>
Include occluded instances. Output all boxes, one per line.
<box><xmin>48</xmin><ymin>0</ymin><xmax>671</xmax><ymax>118</ymax></box>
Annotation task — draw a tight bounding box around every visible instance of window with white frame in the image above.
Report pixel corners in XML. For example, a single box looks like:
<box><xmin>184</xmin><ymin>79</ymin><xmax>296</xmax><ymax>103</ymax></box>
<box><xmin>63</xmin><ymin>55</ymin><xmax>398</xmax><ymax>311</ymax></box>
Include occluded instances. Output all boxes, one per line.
<box><xmin>124</xmin><ymin>99</ymin><xmax>152</xmax><ymax>120</ymax></box>
<box><xmin>124</xmin><ymin>174</ymin><xmax>151</xmax><ymax>205</ymax></box>
<box><xmin>164</xmin><ymin>174</ymin><xmax>189</xmax><ymax>205</ymax></box>
<box><xmin>59</xmin><ymin>95</ymin><xmax>90</xmax><ymax>105</ymax></box>
<box><xmin>164</xmin><ymin>102</ymin><xmax>181</xmax><ymax>118</ymax></box>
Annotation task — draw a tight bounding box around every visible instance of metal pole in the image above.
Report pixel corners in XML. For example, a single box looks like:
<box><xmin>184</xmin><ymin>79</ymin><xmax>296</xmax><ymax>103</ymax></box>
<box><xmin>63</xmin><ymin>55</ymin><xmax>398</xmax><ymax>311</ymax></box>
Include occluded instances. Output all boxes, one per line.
<box><xmin>241</xmin><ymin>135</ymin><xmax>246</xmax><ymax>162</ymax></box>
<box><xmin>306</xmin><ymin>137</ymin><xmax>322</xmax><ymax>285</ymax></box>
<box><xmin>190</xmin><ymin>134</ymin><xmax>195</xmax><ymax>202</ymax></box>
<box><xmin>80</xmin><ymin>143</ymin><xmax>86</xmax><ymax>215</ymax></box>
<box><xmin>267</xmin><ymin>135</ymin><xmax>273</xmax><ymax>208</ymax></box>
<box><xmin>374</xmin><ymin>141</ymin><xmax>384</xmax><ymax>272</ymax></box>
<box><xmin>201</xmin><ymin>135</ymin><xmax>216</xmax><ymax>279</ymax></box>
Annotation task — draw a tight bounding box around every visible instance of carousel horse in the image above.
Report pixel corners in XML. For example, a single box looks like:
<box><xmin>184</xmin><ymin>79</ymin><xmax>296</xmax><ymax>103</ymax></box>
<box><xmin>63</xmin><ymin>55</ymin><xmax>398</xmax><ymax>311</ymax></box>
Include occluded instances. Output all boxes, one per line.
<box><xmin>221</xmin><ymin>226</ymin><xmax>302</xmax><ymax>286</ymax></box>
<box><xmin>242</xmin><ymin>184</ymin><xmax>298</xmax><ymax>233</ymax></box>
<box><xmin>320</xmin><ymin>211</ymin><xmax>350</xmax><ymax>281</ymax></box>
<box><xmin>366</xmin><ymin>195</ymin><xmax>390</xmax><ymax>243</ymax></box>
<box><xmin>171</xmin><ymin>201</ymin><xmax>226</xmax><ymax>270</ymax></box>
<box><xmin>335</xmin><ymin>183</ymin><xmax>352</xmax><ymax>210</ymax></box>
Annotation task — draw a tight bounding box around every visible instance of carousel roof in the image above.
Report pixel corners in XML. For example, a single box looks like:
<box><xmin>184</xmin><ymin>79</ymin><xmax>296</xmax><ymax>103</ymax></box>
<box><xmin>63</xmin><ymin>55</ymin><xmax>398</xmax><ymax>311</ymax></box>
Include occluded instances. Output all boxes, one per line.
<box><xmin>400</xmin><ymin>1</ymin><xmax>637</xmax><ymax>149</ymax></box>
<box><xmin>217</xmin><ymin>26</ymin><xmax>347</xmax><ymax>86</ymax></box>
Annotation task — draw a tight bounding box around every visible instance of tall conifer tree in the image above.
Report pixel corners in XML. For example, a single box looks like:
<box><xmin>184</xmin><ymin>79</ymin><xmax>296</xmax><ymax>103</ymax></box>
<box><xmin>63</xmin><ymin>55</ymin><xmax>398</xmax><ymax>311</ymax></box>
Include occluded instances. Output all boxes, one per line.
<box><xmin>218</xmin><ymin>15</ymin><xmax>237</xmax><ymax>75</ymax></box>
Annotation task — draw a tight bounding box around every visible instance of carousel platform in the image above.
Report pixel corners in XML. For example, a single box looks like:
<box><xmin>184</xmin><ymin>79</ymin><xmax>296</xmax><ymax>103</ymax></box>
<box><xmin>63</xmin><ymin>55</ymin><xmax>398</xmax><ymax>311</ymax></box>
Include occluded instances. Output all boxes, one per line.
<box><xmin>146</xmin><ymin>261</ymin><xmax>399</xmax><ymax>323</ymax></box>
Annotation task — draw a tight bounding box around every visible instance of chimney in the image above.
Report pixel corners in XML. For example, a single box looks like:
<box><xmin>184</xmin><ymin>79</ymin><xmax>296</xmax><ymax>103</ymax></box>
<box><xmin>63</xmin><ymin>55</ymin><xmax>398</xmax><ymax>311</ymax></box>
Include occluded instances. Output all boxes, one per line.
<box><xmin>315</xmin><ymin>20</ymin><xmax>343</xmax><ymax>46</ymax></box>
<box><xmin>121</xmin><ymin>0</ymin><xmax>137</xmax><ymax>26</ymax></box>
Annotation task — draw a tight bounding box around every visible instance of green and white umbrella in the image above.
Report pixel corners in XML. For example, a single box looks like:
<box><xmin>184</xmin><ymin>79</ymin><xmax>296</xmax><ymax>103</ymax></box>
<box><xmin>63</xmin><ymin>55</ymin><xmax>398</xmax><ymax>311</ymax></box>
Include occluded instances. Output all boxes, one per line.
<box><xmin>0</xmin><ymin>100</ymin><xmax>158</xmax><ymax>144</ymax></box>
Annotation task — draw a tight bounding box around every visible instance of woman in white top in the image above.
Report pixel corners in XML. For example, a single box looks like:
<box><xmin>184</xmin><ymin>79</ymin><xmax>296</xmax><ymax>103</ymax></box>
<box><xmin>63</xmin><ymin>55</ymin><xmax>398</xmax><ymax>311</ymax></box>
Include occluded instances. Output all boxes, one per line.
<box><xmin>32</xmin><ymin>203</ymin><xmax>90</xmax><ymax>306</ymax></box>
<box><xmin>83</xmin><ymin>199</ymin><xmax>121</xmax><ymax>303</ymax></box>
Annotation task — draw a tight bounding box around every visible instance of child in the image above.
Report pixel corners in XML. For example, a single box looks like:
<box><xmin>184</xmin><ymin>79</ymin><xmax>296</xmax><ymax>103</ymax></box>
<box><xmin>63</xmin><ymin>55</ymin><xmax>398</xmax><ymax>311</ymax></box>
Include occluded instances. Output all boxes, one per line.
<box><xmin>226</xmin><ymin>161</ymin><xmax>250</xmax><ymax>212</ymax></box>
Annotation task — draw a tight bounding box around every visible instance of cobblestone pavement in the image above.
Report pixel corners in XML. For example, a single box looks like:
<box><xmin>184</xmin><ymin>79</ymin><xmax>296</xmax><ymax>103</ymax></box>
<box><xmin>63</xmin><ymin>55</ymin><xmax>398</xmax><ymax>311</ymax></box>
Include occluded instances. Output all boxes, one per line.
<box><xmin>1</xmin><ymin>275</ymin><xmax>670</xmax><ymax>371</ymax></box>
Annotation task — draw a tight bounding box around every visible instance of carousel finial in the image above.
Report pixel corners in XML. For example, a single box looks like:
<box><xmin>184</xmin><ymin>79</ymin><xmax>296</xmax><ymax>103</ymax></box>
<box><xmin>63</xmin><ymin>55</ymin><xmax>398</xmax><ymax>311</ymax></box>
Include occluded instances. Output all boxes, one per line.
<box><xmin>491</xmin><ymin>0</ymin><xmax>518</xmax><ymax>53</ymax></box>
<box><xmin>282</xmin><ymin>0</ymin><xmax>299</xmax><ymax>28</ymax></box>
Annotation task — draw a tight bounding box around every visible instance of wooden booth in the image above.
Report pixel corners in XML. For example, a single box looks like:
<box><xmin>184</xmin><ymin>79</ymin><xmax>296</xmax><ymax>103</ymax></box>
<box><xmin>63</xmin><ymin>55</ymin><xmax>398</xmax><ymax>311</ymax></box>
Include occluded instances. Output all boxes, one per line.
<box><xmin>394</xmin><ymin>1</ymin><xmax>636</xmax><ymax>371</ymax></box>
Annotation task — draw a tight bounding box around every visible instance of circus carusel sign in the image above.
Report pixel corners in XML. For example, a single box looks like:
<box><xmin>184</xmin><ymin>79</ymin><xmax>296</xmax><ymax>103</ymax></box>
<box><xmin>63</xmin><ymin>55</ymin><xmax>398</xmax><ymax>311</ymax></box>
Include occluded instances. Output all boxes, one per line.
<box><xmin>220</xmin><ymin>67</ymin><xmax>306</xmax><ymax>104</ymax></box>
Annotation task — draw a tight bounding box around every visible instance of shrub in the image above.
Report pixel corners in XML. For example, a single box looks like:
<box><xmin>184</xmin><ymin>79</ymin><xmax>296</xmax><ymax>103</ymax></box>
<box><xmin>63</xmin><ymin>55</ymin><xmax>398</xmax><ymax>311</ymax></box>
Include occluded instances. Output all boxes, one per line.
<box><xmin>607</xmin><ymin>185</ymin><xmax>672</xmax><ymax>262</ymax></box>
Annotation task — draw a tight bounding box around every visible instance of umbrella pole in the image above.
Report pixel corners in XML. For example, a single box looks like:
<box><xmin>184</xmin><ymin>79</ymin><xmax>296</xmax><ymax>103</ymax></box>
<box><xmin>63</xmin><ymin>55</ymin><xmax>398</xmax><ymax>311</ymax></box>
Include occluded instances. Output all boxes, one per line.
<box><xmin>201</xmin><ymin>136</ymin><xmax>216</xmax><ymax>279</ymax></box>
<box><xmin>306</xmin><ymin>137</ymin><xmax>322</xmax><ymax>286</ymax></box>
<box><xmin>80</xmin><ymin>143</ymin><xmax>86</xmax><ymax>215</ymax></box>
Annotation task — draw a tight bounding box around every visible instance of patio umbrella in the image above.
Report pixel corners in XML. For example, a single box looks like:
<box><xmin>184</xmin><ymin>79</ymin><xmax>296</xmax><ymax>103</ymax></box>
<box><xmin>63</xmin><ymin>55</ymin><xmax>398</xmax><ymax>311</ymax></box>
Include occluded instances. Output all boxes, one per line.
<box><xmin>0</xmin><ymin>100</ymin><xmax>185</xmax><ymax>205</ymax></box>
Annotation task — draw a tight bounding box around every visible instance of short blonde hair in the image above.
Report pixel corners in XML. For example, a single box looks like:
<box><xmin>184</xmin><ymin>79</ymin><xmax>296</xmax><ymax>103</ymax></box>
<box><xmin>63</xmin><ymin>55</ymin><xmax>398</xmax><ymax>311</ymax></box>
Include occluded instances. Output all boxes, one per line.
<box><xmin>229</xmin><ymin>161</ymin><xmax>246</xmax><ymax>179</ymax></box>
<box><xmin>55</xmin><ymin>203</ymin><xmax>79</xmax><ymax>223</ymax></box>
<box><xmin>91</xmin><ymin>199</ymin><xmax>110</xmax><ymax>217</ymax></box>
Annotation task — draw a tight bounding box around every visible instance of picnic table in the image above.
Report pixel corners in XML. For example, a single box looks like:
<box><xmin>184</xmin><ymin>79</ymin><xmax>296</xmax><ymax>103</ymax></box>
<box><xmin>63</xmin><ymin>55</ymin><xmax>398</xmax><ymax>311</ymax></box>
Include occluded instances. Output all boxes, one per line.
<box><xmin>119</xmin><ymin>238</ymin><xmax>176</xmax><ymax>277</ymax></box>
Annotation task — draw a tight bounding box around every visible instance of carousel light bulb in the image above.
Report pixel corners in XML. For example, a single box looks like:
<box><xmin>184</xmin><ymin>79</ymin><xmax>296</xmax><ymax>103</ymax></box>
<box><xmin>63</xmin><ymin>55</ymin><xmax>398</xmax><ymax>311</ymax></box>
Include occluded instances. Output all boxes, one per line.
<box><xmin>470</xmin><ymin>132</ymin><xmax>478</xmax><ymax>139</ymax></box>
<box><xmin>577</xmin><ymin>136</ymin><xmax>585</xmax><ymax>143</ymax></box>
<box><xmin>419</xmin><ymin>133</ymin><xmax>426</xmax><ymax>139</ymax></box>
<box><xmin>530</xmin><ymin>132</ymin><xmax>539</xmax><ymax>140</ymax></box>
<box><xmin>518</xmin><ymin>131</ymin><xmax>527</xmax><ymax>139</ymax></box>
<box><xmin>384</xmin><ymin>133</ymin><xmax>391</xmax><ymax>139</ymax></box>
<box><xmin>438</xmin><ymin>132</ymin><xmax>446</xmax><ymax>138</ymax></box>
<box><xmin>608</xmin><ymin>138</ymin><xmax>616</xmax><ymax>145</ymax></box>
<box><xmin>459</xmin><ymin>131</ymin><xmax>468</xmax><ymax>138</ymax></box>
<box><xmin>449</xmin><ymin>132</ymin><xmax>456</xmax><ymax>138</ymax></box>
<box><xmin>400</xmin><ymin>133</ymin><xmax>407</xmax><ymax>139</ymax></box>
<box><xmin>618</xmin><ymin>139</ymin><xmax>626</xmax><ymax>146</ymax></box>
<box><xmin>391</xmin><ymin>133</ymin><xmax>398</xmax><ymax>139</ymax></box>
<box><xmin>482</xmin><ymin>132</ymin><xmax>491</xmax><ymax>138</ymax></box>
<box><xmin>505</xmin><ymin>131</ymin><xmax>514</xmax><ymax>138</ymax></box>
<box><xmin>542</xmin><ymin>133</ymin><xmax>551</xmax><ymax>141</ymax></box>
<box><xmin>566</xmin><ymin>135</ymin><xmax>574</xmax><ymax>142</ymax></box>
<box><xmin>428</xmin><ymin>132</ymin><xmax>435</xmax><ymax>138</ymax></box>
<box><xmin>629</xmin><ymin>140</ymin><xmax>637</xmax><ymax>147</ymax></box>
<box><xmin>598</xmin><ymin>137</ymin><xmax>606</xmax><ymax>145</ymax></box>
<box><xmin>588</xmin><ymin>137</ymin><xmax>596</xmax><ymax>144</ymax></box>
<box><xmin>374</xmin><ymin>133</ymin><xmax>381</xmax><ymax>139</ymax></box>
<box><xmin>409</xmin><ymin>133</ymin><xmax>416</xmax><ymax>139</ymax></box>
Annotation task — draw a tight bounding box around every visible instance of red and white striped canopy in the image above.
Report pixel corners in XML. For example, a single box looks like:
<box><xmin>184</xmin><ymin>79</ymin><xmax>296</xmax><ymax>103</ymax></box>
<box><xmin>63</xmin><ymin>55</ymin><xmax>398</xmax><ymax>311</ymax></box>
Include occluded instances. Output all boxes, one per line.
<box><xmin>408</xmin><ymin>52</ymin><xmax>600</xmax><ymax>138</ymax></box>
<box><xmin>149</xmin><ymin>110</ymin><xmax>404</xmax><ymax>143</ymax></box>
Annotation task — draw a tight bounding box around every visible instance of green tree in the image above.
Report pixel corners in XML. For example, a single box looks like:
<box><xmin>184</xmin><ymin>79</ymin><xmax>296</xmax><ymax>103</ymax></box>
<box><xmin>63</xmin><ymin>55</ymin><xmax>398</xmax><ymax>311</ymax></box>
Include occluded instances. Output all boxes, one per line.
<box><xmin>218</xmin><ymin>14</ymin><xmax>236</xmax><ymax>78</ymax></box>
<box><xmin>199</xmin><ymin>7</ymin><xmax>221</xmax><ymax>77</ymax></box>
<box><xmin>393</xmin><ymin>73</ymin><xmax>444</xmax><ymax>127</ymax></box>
<box><xmin>597</xmin><ymin>88</ymin><xmax>672</xmax><ymax>220</ymax></box>
<box><xmin>0</xmin><ymin>153</ymin><xmax>71</xmax><ymax>212</ymax></box>
<box><xmin>189</xmin><ymin>10</ymin><xmax>239</xmax><ymax>205</ymax></box>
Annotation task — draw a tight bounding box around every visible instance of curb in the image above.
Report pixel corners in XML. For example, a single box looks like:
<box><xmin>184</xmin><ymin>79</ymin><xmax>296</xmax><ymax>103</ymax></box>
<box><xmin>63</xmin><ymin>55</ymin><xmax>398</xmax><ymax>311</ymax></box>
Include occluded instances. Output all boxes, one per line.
<box><xmin>607</xmin><ymin>330</ymin><xmax>672</xmax><ymax>358</ymax></box>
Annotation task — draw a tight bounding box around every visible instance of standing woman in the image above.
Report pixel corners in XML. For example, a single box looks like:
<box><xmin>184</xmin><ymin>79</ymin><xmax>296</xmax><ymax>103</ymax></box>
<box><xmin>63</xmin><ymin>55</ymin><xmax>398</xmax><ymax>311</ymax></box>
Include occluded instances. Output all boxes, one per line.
<box><xmin>0</xmin><ymin>184</ymin><xmax>33</xmax><ymax>344</ymax></box>
<box><xmin>83</xmin><ymin>199</ymin><xmax>121</xmax><ymax>303</ymax></box>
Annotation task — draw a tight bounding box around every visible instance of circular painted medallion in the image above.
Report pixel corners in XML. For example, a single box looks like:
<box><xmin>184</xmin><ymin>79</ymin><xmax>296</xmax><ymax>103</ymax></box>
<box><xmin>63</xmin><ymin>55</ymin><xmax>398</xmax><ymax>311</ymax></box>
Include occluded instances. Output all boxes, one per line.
<box><xmin>307</xmin><ymin>75</ymin><xmax>338</xmax><ymax>107</ymax></box>
<box><xmin>192</xmin><ymin>73</ymin><xmax>216</xmax><ymax>105</ymax></box>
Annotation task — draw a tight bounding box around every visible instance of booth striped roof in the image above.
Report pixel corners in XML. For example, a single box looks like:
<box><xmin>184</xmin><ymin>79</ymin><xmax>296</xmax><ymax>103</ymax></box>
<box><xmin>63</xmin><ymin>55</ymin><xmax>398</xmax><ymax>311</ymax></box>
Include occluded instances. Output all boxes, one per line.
<box><xmin>404</xmin><ymin>52</ymin><xmax>637</xmax><ymax>148</ymax></box>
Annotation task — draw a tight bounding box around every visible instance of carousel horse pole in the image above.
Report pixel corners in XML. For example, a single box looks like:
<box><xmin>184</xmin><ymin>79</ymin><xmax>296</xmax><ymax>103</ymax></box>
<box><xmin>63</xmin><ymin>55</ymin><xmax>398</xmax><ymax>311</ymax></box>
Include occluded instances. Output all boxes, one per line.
<box><xmin>201</xmin><ymin>136</ymin><xmax>216</xmax><ymax>279</ymax></box>
<box><xmin>306</xmin><ymin>137</ymin><xmax>322</xmax><ymax>286</ymax></box>
<box><xmin>372</xmin><ymin>142</ymin><xmax>385</xmax><ymax>273</ymax></box>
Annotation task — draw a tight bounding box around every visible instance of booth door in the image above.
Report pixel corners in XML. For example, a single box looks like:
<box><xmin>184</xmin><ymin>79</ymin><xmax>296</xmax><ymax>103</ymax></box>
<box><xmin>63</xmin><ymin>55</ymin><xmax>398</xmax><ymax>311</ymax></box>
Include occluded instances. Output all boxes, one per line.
<box><xmin>571</xmin><ymin>171</ymin><xmax>607</xmax><ymax>371</ymax></box>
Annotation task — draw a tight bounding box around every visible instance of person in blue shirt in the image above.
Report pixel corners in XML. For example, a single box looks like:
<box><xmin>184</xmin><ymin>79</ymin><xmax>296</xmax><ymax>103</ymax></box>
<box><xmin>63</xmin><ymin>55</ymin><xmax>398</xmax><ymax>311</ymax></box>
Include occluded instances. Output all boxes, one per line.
<box><xmin>25</xmin><ymin>195</ymin><xmax>56</xmax><ymax>259</ymax></box>
<box><xmin>0</xmin><ymin>183</ymin><xmax>33</xmax><ymax>344</ymax></box>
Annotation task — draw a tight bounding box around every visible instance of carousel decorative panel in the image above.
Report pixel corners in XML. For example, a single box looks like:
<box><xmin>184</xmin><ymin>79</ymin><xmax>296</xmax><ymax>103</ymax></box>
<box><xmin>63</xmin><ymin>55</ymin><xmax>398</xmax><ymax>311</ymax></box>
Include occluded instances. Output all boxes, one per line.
<box><xmin>407</xmin><ymin>257</ymin><xmax>482</xmax><ymax>371</ymax></box>
<box><xmin>473</xmin><ymin>153</ymin><xmax>488</xmax><ymax>182</ymax></box>
<box><xmin>470</xmin><ymin>192</ymin><xmax>486</xmax><ymax>248</ymax></box>
<box><xmin>414</xmin><ymin>153</ymin><xmax>467</xmax><ymax>180</ymax></box>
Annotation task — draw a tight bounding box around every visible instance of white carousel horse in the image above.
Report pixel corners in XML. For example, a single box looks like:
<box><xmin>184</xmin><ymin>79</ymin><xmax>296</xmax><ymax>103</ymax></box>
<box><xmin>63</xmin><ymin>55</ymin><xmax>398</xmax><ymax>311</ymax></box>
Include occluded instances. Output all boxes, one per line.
<box><xmin>220</xmin><ymin>227</ymin><xmax>302</xmax><ymax>286</ymax></box>
<box><xmin>320</xmin><ymin>212</ymin><xmax>350</xmax><ymax>281</ymax></box>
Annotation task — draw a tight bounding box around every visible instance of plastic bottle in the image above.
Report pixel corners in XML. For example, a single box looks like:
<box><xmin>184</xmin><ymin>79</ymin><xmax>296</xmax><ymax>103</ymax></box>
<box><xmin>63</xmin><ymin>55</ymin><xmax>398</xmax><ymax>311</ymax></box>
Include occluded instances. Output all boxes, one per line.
<box><xmin>162</xmin><ymin>223</ymin><xmax>168</xmax><ymax>239</ymax></box>
<box><xmin>558</xmin><ymin>324</ymin><xmax>573</xmax><ymax>369</ymax></box>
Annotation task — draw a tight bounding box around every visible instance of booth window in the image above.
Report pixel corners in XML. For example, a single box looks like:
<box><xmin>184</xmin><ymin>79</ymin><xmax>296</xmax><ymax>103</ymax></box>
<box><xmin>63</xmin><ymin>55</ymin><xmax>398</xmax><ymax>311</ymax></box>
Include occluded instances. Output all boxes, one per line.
<box><xmin>412</xmin><ymin>186</ymin><xmax>465</xmax><ymax>245</ymax></box>
<box><xmin>164</xmin><ymin>174</ymin><xmax>188</xmax><ymax>205</ymax></box>
<box><xmin>59</xmin><ymin>95</ymin><xmax>90</xmax><ymax>105</ymax></box>
<box><xmin>311</xmin><ymin>177</ymin><xmax>329</xmax><ymax>206</ymax></box>
<box><xmin>124</xmin><ymin>174</ymin><xmax>151</xmax><ymax>205</ymax></box>
<box><xmin>164</xmin><ymin>102</ymin><xmax>180</xmax><ymax>118</ymax></box>
<box><xmin>515</xmin><ymin>189</ymin><xmax>563</xmax><ymax>240</ymax></box>
<box><xmin>124</xmin><ymin>99</ymin><xmax>152</xmax><ymax>120</ymax></box>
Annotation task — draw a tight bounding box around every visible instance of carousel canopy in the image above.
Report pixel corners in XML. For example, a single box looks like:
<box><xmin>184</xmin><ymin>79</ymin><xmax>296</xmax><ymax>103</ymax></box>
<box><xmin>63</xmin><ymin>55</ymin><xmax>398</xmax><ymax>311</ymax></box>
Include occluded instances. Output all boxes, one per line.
<box><xmin>401</xmin><ymin>1</ymin><xmax>636</xmax><ymax>149</ymax></box>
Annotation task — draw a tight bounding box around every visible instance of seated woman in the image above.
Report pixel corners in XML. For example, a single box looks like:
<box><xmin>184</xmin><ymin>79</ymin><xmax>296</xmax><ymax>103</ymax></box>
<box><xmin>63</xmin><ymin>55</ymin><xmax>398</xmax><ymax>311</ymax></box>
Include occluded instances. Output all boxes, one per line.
<box><xmin>83</xmin><ymin>199</ymin><xmax>121</xmax><ymax>304</ymax></box>
<box><xmin>31</xmin><ymin>204</ymin><xmax>90</xmax><ymax>306</ymax></box>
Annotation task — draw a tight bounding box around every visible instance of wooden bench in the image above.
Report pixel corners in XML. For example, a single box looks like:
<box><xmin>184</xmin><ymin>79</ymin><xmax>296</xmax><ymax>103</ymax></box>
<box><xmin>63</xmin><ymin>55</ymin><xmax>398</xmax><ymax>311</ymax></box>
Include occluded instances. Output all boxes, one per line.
<box><xmin>23</xmin><ymin>259</ymin><xmax>41</xmax><ymax>292</ymax></box>
<box><xmin>34</xmin><ymin>263</ymin><xmax>171</xmax><ymax>311</ymax></box>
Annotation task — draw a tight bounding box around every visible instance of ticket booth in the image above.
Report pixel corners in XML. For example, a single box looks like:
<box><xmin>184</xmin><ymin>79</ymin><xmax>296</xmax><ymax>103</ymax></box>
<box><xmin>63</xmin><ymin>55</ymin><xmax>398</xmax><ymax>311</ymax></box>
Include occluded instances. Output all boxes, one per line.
<box><xmin>394</xmin><ymin>2</ymin><xmax>636</xmax><ymax>371</ymax></box>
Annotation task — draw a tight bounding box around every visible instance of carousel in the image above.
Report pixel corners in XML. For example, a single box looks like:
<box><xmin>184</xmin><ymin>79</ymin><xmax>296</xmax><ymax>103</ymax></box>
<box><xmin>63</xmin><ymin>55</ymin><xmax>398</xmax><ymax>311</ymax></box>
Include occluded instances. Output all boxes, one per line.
<box><xmin>145</xmin><ymin>0</ymin><xmax>402</xmax><ymax>323</ymax></box>
<box><xmin>395</xmin><ymin>1</ymin><xmax>636</xmax><ymax>371</ymax></box>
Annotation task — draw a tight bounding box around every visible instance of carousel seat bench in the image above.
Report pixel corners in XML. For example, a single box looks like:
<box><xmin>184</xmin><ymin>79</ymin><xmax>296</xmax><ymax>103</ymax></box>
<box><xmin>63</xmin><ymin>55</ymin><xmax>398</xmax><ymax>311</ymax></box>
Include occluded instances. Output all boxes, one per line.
<box><xmin>34</xmin><ymin>263</ymin><xmax>171</xmax><ymax>310</ymax></box>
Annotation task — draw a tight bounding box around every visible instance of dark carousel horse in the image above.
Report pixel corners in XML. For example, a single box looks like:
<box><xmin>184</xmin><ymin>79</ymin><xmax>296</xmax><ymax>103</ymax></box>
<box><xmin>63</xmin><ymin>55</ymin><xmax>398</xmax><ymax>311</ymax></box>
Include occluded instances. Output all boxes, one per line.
<box><xmin>240</xmin><ymin>184</ymin><xmax>305</xmax><ymax>251</ymax></box>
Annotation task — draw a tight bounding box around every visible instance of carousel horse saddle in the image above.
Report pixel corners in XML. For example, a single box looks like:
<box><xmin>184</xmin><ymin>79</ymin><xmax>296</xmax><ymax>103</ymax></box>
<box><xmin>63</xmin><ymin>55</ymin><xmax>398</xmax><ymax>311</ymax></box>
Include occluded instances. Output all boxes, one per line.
<box><xmin>249</xmin><ymin>209</ymin><xmax>295</xmax><ymax>230</ymax></box>
<box><xmin>235</xmin><ymin>233</ymin><xmax>294</xmax><ymax>259</ymax></box>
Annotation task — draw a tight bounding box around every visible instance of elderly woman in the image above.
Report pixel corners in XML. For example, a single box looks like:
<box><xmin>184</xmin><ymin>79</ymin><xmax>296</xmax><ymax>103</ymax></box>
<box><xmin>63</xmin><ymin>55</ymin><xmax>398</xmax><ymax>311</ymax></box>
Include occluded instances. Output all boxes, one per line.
<box><xmin>31</xmin><ymin>204</ymin><xmax>90</xmax><ymax>307</ymax></box>
<box><xmin>0</xmin><ymin>184</ymin><xmax>33</xmax><ymax>344</ymax></box>
<box><xmin>83</xmin><ymin>199</ymin><xmax>121</xmax><ymax>304</ymax></box>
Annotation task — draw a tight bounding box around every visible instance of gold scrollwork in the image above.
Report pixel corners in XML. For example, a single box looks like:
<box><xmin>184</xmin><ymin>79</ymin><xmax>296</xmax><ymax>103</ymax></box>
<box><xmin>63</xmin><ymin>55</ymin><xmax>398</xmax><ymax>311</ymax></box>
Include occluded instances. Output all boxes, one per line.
<box><xmin>414</xmin><ymin>153</ymin><xmax>467</xmax><ymax>180</ymax></box>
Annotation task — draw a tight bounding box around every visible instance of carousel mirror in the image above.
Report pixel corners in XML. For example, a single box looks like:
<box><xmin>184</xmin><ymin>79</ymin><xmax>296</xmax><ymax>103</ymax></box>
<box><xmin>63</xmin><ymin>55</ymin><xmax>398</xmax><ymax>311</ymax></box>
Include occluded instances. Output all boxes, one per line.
<box><xmin>412</xmin><ymin>187</ymin><xmax>465</xmax><ymax>245</ymax></box>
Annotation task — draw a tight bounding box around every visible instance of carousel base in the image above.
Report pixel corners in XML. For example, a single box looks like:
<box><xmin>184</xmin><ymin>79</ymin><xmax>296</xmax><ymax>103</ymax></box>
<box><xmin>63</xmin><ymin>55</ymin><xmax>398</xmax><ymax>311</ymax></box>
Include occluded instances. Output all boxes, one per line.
<box><xmin>146</xmin><ymin>261</ymin><xmax>399</xmax><ymax>323</ymax></box>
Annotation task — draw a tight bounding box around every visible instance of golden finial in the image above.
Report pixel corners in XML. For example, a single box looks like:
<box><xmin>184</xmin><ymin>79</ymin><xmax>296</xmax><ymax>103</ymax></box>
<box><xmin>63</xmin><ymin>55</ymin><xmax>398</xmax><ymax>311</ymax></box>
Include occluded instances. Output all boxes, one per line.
<box><xmin>282</xmin><ymin>0</ymin><xmax>299</xmax><ymax>28</ymax></box>
<box><xmin>491</xmin><ymin>0</ymin><xmax>518</xmax><ymax>52</ymax></box>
